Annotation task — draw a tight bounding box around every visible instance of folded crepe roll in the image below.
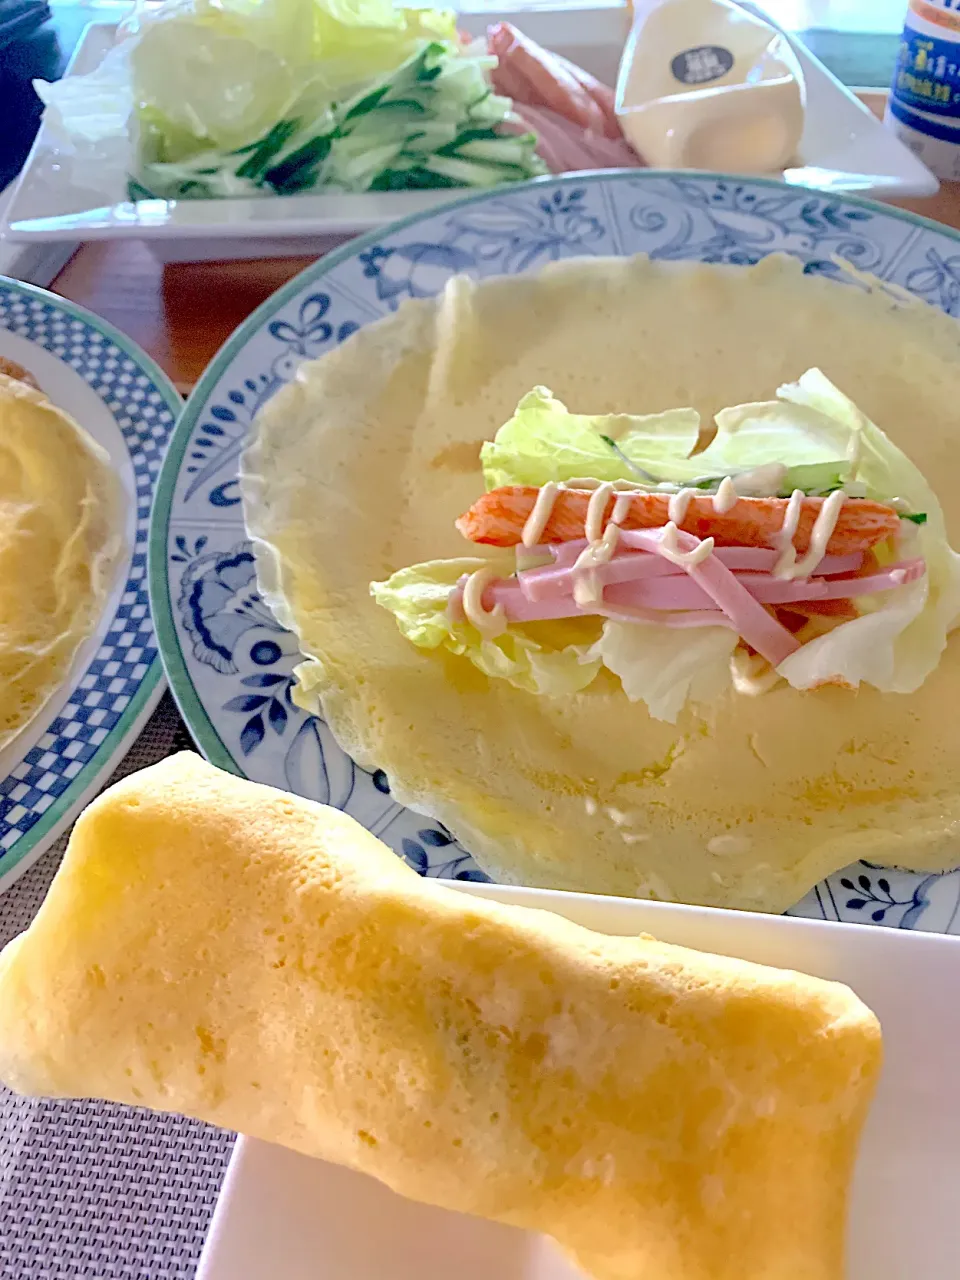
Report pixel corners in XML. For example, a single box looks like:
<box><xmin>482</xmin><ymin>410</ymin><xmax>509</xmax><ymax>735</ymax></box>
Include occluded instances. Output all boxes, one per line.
<box><xmin>0</xmin><ymin>753</ymin><xmax>881</xmax><ymax>1280</ymax></box>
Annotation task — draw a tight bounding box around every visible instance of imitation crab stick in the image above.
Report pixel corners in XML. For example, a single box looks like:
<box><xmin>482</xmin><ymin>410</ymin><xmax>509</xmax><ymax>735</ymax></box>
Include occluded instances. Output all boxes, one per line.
<box><xmin>456</xmin><ymin>486</ymin><xmax>902</xmax><ymax>556</ymax></box>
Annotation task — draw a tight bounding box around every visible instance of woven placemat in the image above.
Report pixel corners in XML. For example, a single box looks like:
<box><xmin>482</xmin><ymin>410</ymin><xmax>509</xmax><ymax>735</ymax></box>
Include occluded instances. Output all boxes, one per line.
<box><xmin>0</xmin><ymin>694</ymin><xmax>234</xmax><ymax>1280</ymax></box>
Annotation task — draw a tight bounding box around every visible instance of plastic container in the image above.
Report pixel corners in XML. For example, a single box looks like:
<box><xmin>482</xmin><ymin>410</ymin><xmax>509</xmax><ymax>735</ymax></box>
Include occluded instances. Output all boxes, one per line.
<box><xmin>886</xmin><ymin>0</ymin><xmax>960</xmax><ymax>180</ymax></box>
<box><xmin>615</xmin><ymin>0</ymin><xmax>805</xmax><ymax>172</ymax></box>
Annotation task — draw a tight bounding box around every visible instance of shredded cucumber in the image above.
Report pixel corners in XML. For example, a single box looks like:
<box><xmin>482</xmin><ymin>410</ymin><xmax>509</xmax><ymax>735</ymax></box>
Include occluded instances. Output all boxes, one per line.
<box><xmin>132</xmin><ymin>41</ymin><xmax>545</xmax><ymax>200</ymax></box>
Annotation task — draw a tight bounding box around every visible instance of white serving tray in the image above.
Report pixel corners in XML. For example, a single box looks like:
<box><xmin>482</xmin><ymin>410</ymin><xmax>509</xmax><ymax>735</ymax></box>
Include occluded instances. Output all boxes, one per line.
<box><xmin>197</xmin><ymin>881</ymin><xmax>960</xmax><ymax>1280</ymax></box>
<box><xmin>0</xmin><ymin>184</ymin><xmax>74</xmax><ymax>285</ymax></box>
<box><xmin>2</xmin><ymin>6</ymin><xmax>937</xmax><ymax>264</ymax></box>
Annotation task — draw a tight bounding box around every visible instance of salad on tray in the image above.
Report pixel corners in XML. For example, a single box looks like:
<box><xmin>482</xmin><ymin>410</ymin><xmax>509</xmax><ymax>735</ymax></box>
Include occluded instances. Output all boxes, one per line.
<box><xmin>36</xmin><ymin>0</ymin><xmax>641</xmax><ymax>201</ymax></box>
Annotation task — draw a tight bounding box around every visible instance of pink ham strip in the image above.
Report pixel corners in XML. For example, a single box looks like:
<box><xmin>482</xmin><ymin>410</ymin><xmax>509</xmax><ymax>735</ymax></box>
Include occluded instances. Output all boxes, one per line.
<box><xmin>453</xmin><ymin>524</ymin><xmax>924</xmax><ymax>663</ymax></box>
<box><xmin>487</xmin><ymin>22</ymin><xmax>618</xmax><ymax>138</ymax></box>
<box><xmin>552</xmin><ymin>51</ymin><xmax>619</xmax><ymax>130</ymax></box>
<box><xmin>480</xmin><ymin>556</ymin><xmax>922</xmax><ymax>620</ymax></box>
<box><xmin>600</xmin><ymin>559</ymin><xmax>924</xmax><ymax>610</ymax></box>
<box><xmin>519</xmin><ymin>548</ymin><xmax>864</xmax><ymax>601</ymax></box>
<box><xmin>542</xmin><ymin>525</ymin><xmax>799</xmax><ymax>665</ymax></box>
<box><xmin>534</xmin><ymin>542</ymin><xmax>864</xmax><ymax>572</ymax></box>
<box><xmin>464</xmin><ymin>580</ymin><xmax>737</xmax><ymax>629</ymax></box>
<box><xmin>511</xmin><ymin>104</ymin><xmax>643</xmax><ymax>172</ymax></box>
<box><xmin>611</xmin><ymin>527</ymin><xmax>796</xmax><ymax>665</ymax></box>
<box><xmin>500</xmin><ymin>107</ymin><xmax>599</xmax><ymax>173</ymax></box>
<box><xmin>796</xmin><ymin>559</ymin><xmax>925</xmax><ymax>598</ymax></box>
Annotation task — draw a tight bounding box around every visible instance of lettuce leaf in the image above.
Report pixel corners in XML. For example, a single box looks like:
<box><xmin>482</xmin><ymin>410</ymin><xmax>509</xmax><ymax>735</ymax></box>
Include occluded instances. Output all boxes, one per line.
<box><xmin>770</xmin><ymin>370</ymin><xmax>960</xmax><ymax>693</ymax></box>
<box><xmin>587</xmin><ymin>621</ymin><xmax>738</xmax><ymax>723</ymax></box>
<box><xmin>480</xmin><ymin>386</ymin><xmax>705</xmax><ymax>490</ymax></box>
<box><xmin>702</xmin><ymin>399</ymin><xmax>849</xmax><ymax>477</ymax></box>
<box><xmin>777</xmin><ymin>574</ymin><xmax>930</xmax><ymax>693</ymax></box>
<box><xmin>371</xmin><ymin>559</ymin><xmax>602</xmax><ymax>696</ymax></box>
<box><xmin>127</xmin><ymin>0</ymin><xmax>459</xmax><ymax>158</ymax></box>
<box><xmin>778</xmin><ymin>369</ymin><xmax>941</xmax><ymax>515</ymax></box>
<box><xmin>371</xmin><ymin>559</ymin><xmax>737</xmax><ymax>718</ymax></box>
<box><xmin>35</xmin><ymin>0</ymin><xmax>466</xmax><ymax>200</ymax></box>
<box><xmin>480</xmin><ymin>384</ymin><xmax>851</xmax><ymax>496</ymax></box>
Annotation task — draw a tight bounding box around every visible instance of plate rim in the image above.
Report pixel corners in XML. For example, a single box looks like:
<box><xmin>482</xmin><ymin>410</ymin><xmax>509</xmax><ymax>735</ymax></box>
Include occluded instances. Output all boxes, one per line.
<box><xmin>149</xmin><ymin>167</ymin><xmax>960</xmax><ymax>771</ymax></box>
<box><xmin>0</xmin><ymin>272</ymin><xmax>182</xmax><ymax>886</ymax></box>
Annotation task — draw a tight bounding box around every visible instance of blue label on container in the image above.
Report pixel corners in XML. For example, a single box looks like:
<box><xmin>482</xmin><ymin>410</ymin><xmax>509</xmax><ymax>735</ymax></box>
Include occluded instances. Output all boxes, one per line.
<box><xmin>891</xmin><ymin>21</ymin><xmax>960</xmax><ymax>117</ymax></box>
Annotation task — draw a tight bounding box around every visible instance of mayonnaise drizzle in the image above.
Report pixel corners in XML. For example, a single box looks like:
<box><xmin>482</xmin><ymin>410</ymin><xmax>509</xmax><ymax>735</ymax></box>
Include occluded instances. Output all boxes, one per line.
<box><xmin>585</xmin><ymin>482</ymin><xmax>615</xmax><ymax>543</ymax></box>
<box><xmin>791</xmin><ymin>489</ymin><xmax>847</xmax><ymax>578</ymax></box>
<box><xmin>520</xmin><ymin>478</ymin><xmax>650</xmax><ymax>549</ymax></box>
<box><xmin>658</xmin><ymin>521</ymin><xmax>715</xmax><ymax>567</ymax></box>
<box><xmin>667</xmin><ymin>487</ymin><xmax>695</xmax><ymax>525</ymax></box>
<box><xmin>520</xmin><ymin>469</ymin><xmax>760</xmax><ymax>556</ymax></box>
<box><xmin>572</xmin><ymin>522</ymin><xmax>621</xmax><ymax>605</ymax></box>
<box><xmin>772</xmin><ymin>488</ymin><xmax>805</xmax><ymax>578</ymax></box>
<box><xmin>521</xmin><ymin>481</ymin><xmax>562</xmax><ymax>548</ymax></box>
<box><xmin>713</xmin><ymin>475</ymin><xmax>738</xmax><ymax>514</ymax></box>
<box><xmin>519</xmin><ymin>466</ymin><xmax>735</xmax><ymax>606</ymax></box>
<box><xmin>462</xmin><ymin>565</ymin><xmax>507</xmax><ymax>637</ymax></box>
<box><xmin>772</xmin><ymin>487</ymin><xmax>847</xmax><ymax>579</ymax></box>
<box><xmin>612</xmin><ymin>492</ymin><xmax>633</xmax><ymax>523</ymax></box>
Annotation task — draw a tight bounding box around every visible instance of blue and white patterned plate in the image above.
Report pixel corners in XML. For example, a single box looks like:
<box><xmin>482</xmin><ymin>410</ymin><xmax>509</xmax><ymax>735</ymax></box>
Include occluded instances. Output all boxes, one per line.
<box><xmin>150</xmin><ymin>171</ymin><xmax>960</xmax><ymax>933</ymax></box>
<box><xmin>0</xmin><ymin>276</ymin><xmax>180</xmax><ymax>892</ymax></box>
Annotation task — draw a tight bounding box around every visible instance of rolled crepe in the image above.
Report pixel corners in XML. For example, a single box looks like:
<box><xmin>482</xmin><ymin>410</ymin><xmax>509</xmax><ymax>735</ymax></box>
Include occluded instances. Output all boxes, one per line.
<box><xmin>0</xmin><ymin>753</ymin><xmax>881</xmax><ymax>1280</ymax></box>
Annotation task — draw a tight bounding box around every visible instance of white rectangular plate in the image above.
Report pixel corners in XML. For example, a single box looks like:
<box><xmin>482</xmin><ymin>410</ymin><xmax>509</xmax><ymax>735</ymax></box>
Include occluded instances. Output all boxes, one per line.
<box><xmin>0</xmin><ymin>184</ymin><xmax>75</xmax><ymax>286</ymax></box>
<box><xmin>2</xmin><ymin>7</ymin><xmax>937</xmax><ymax>263</ymax></box>
<box><xmin>197</xmin><ymin>881</ymin><xmax>960</xmax><ymax>1280</ymax></box>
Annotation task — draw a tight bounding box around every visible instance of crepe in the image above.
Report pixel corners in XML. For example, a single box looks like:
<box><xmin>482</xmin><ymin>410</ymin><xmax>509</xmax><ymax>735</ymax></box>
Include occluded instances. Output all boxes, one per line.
<box><xmin>0</xmin><ymin>752</ymin><xmax>881</xmax><ymax>1280</ymax></box>
<box><xmin>0</xmin><ymin>372</ymin><xmax>123</xmax><ymax>746</ymax></box>
<box><xmin>242</xmin><ymin>253</ymin><xmax>960</xmax><ymax>911</ymax></box>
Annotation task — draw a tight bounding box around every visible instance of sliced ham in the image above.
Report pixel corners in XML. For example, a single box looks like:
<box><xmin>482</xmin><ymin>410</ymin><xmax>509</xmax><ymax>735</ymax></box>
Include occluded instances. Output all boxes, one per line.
<box><xmin>511</xmin><ymin>103</ymin><xmax>643</xmax><ymax>173</ymax></box>
<box><xmin>596</xmin><ymin>527</ymin><xmax>801</xmax><ymax>666</ymax></box>
<box><xmin>500</xmin><ymin>107</ymin><xmax>603</xmax><ymax>173</ymax></box>
<box><xmin>486</xmin><ymin>22</ymin><xmax>643</xmax><ymax>172</ymax></box>
<box><xmin>552</xmin><ymin>51</ymin><xmax>619</xmax><ymax>130</ymax></box>
<box><xmin>487</xmin><ymin>22</ymin><xmax>617</xmax><ymax>137</ymax></box>
<box><xmin>519</xmin><ymin>548</ymin><xmax>865</xmax><ymax>601</ymax></box>
<box><xmin>454</xmin><ymin>530</ymin><xmax>925</xmax><ymax>669</ymax></box>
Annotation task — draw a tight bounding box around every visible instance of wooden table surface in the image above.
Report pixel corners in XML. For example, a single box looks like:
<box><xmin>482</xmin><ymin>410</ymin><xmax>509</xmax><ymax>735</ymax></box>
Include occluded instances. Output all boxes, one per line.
<box><xmin>47</xmin><ymin>93</ymin><xmax>960</xmax><ymax>395</ymax></box>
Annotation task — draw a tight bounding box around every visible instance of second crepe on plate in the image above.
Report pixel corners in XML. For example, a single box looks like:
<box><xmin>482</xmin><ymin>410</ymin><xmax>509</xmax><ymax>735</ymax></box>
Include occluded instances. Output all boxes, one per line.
<box><xmin>0</xmin><ymin>752</ymin><xmax>882</xmax><ymax>1280</ymax></box>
